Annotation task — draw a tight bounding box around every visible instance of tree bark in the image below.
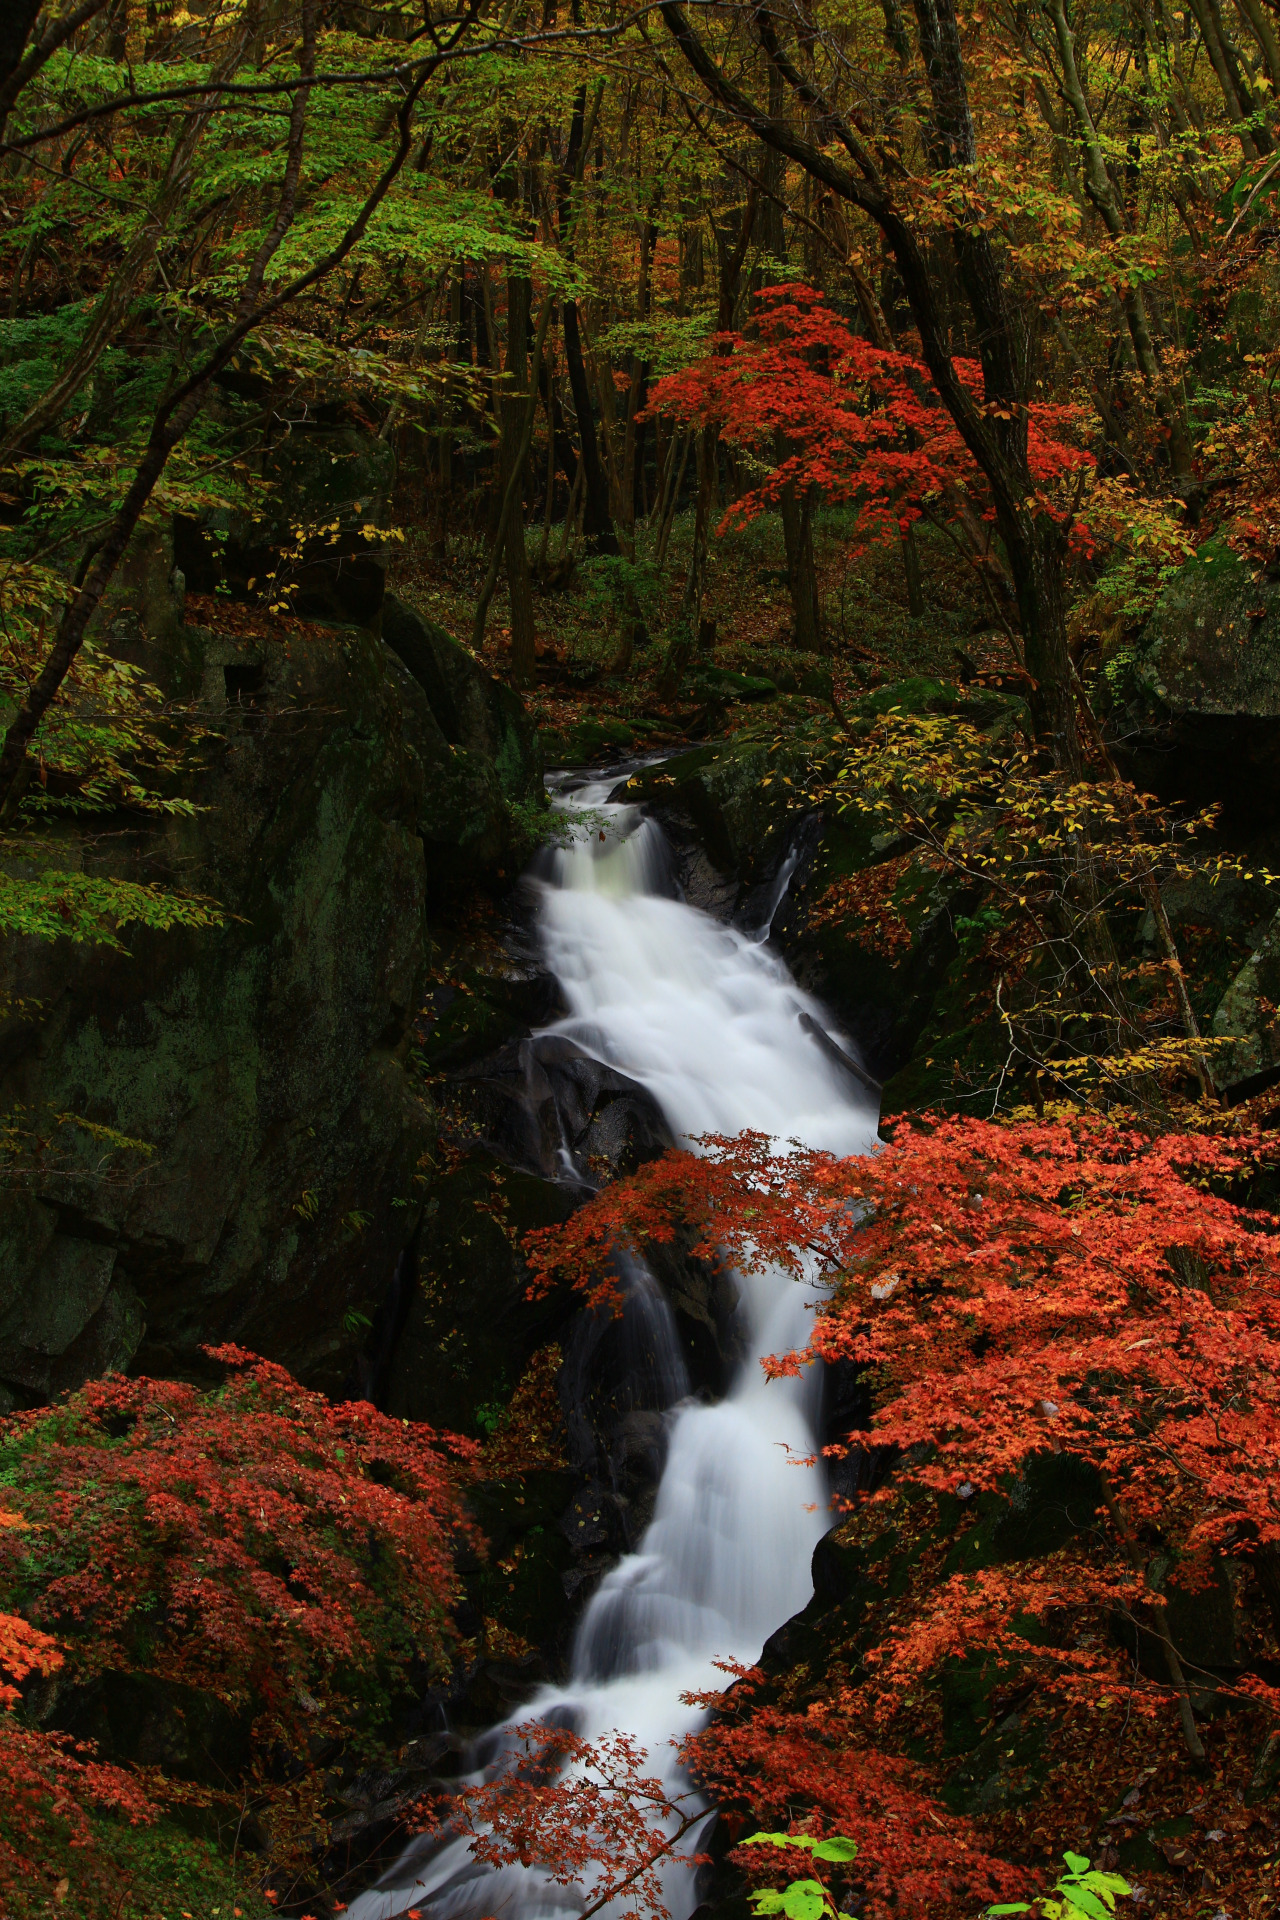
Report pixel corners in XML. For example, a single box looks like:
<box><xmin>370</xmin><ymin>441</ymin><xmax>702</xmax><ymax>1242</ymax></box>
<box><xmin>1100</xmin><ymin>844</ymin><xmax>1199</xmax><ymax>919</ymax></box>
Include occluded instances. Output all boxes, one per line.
<box><xmin>502</xmin><ymin>272</ymin><xmax>538</xmax><ymax>687</ymax></box>
<box><xmin>560</xmin><ymin>81</ymin><xmax>618</xmax><ymax>554</ymax></box>
<box><xmin>1187</xmin><ymin>0</ymin><xmax>1267</xmax><ymax>153</ymax></box>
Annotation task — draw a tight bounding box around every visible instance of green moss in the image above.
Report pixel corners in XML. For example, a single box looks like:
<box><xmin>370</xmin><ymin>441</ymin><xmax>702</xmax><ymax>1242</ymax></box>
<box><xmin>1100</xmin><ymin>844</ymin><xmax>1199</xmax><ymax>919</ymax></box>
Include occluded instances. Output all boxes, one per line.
<box><xmin>541</xmin><ymin>714</ymin><xmax>637</xmax><ymax>765</ymax></box>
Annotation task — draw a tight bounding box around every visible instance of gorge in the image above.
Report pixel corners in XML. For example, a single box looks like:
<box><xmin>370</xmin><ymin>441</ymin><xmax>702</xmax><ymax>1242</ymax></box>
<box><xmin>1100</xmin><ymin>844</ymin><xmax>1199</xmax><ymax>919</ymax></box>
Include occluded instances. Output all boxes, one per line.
<box><xmin>349</xmin><ymin>774</ymin><xmax>877</xmax><ymax>1920</ymax></box>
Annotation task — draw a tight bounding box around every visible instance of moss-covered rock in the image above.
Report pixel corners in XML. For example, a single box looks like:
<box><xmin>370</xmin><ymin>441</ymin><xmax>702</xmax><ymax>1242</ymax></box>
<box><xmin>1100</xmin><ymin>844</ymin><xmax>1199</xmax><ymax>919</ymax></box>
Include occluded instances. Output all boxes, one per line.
<box><xmin>1134</xmin><ymin>539</ymin><xmax>1280</xmax><ymax>719</ymax></box>
<box><xmin>540</xmin><ymin>712</ymin><xmax>637</xmax><ymax>766</ymax></box>
<box><xmin>0</xmin><ymin>604</ymin><xmax>434</xmax><ymax>1400</ymax></box>
<box><xmin>382</xmin><ymin>591</ymin><xmax>543</xmax><ymax>889</ymax></box>
<box><xmin>1211</xmin><ymin>906</ymin><xmax>1280</xmax><ymax>1092</ymax></box>
<box><xmin>1120</xmin><ymin>537</ymin><xmax>1280</xmax><ymax>828</ymax></box>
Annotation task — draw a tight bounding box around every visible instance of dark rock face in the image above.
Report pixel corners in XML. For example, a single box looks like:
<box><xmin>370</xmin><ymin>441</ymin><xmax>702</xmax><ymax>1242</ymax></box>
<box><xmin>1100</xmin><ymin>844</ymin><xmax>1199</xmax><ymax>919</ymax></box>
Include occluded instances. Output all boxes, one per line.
<box><xmin>460</xmin><ymin>1033</ymin><xmax>674</xmax><ymax>1183</ymax></box>
<box><xmin>1211</xmin><ymin>907</ymin><xmax>1280</xmax><ymax>1093</ymax></box>
<box><xmin>0</xmin><ymin>453</ymin><xmax>543</xmax><ymax>1404</ymax></box>
<box><xmin>382</xmin><ymin>1153</ymin><xmax>577</xmax><ymax>1437</ymax></box>
<box><xmin>0</xmin><ymin>606</ymin><xmax>432</xmax><ymax>1403</ymax></box>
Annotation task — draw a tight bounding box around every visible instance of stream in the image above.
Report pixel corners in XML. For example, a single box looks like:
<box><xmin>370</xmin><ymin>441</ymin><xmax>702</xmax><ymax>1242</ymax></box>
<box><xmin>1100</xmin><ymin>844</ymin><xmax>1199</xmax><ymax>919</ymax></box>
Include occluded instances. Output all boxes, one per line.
<box><xmin>347</xmin><ymin>772</ymin><xmax>880</xmax><ymax>1920</ymax></box>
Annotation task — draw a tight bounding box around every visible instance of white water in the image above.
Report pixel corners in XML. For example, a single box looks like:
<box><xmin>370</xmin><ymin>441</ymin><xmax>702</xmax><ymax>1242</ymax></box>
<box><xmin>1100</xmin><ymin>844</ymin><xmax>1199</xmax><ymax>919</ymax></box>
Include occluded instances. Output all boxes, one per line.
<box><xmin>348</xmin><ymin>774</ymin><xmax>879</xmax><ymax>1920</ymax></box>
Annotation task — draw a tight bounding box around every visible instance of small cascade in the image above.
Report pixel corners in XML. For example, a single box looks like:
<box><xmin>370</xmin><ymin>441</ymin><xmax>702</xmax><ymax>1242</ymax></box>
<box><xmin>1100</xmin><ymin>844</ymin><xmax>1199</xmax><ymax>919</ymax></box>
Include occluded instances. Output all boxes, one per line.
<box><xmin>747</xmin><ymin>841</ymin><xmax>801</xmax><ymax>944</ymax></box>
<box><xmin>347</xmin><ymin>771</ymin><xmax>879</xmax><ymax>1920</ymax></box>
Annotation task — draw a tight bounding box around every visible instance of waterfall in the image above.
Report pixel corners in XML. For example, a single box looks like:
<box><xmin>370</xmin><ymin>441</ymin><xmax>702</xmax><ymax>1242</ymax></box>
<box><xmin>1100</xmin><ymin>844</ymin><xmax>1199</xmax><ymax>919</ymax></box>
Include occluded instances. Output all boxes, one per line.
<box><xmin>347</xmin><ymin>774</ymin><xmax>879</xmax><ymax>1920</ymax></box>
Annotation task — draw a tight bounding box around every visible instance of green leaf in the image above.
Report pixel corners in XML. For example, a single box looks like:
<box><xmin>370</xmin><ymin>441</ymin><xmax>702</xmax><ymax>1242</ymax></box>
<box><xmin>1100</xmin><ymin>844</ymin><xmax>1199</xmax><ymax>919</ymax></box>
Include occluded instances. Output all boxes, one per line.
<box><xmin>781</xmin><ymin>1880</ymin><xmax>829</xmax><ymax>1920</ymax></box>
<box><xmin>0</xmin><ymin>868</ymin><xmax>224</xmax><ymax>947</ymax></box>
<box><xmin>743</xmin><ymin>1835</ymin><xmax>818</xmax><ymax>1852</ymax></box>
<box><xmin>1061</xmin><ymin>1856</ymin><xmax>1091</xmax><ymax>1876</ymax></box>
<box><xmin>811</xmin><ymin>1839</ymin><xmax>859</xmax><ymax>1864</ymax></box>
<box><xmin>1059</xmin><ymin>1889</ymin><xmax>1112</xmax><ymax>1920</ymax></box>
<box><xmin>986</xmin><ymin>1906</ymin><xmax>1032</xmax><ymax>1915</ymax></box>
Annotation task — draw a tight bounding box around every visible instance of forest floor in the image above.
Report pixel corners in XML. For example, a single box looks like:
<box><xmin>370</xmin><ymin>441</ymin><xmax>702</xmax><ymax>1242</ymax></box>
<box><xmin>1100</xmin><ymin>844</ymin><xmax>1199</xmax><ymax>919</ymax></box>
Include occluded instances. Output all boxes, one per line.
<box><xmin>393</xmin><ymin>498</ymin><xmax>1019</xmax><ymax>754</ymax></box>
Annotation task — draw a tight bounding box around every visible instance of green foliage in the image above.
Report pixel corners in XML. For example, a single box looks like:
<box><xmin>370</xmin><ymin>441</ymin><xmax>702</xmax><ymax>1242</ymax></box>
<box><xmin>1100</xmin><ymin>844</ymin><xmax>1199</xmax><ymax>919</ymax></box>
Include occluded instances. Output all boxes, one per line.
<box><xmin>743</xmin><ymin>1833</ymin><xmax>860</xmax><ymax>1920</ymax></box>
<box><xmin>0</xmin><ymin>865</ymin><xmax>223</xmax><ymax>947</ymax></box>
<box><xmin>577</xmin><ymin>554</ymin><xmax>664</xmax><ymax>629</ymax></box>
<box><xmin>988</xmin><ymin>1852</ymin><xmax>1131</xmax><ymax>1920</ymax></box>
<box><xmin>0</xmin><ymin>1811</ymin><xmax>274</xmax><ymax>1920</ymax></box>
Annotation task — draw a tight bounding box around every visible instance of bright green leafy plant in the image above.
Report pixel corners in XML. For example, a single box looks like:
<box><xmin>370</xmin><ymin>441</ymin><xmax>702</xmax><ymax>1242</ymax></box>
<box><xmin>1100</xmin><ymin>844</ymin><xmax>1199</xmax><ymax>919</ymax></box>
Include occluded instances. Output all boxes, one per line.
<box><xmin>742</xmin><ymin>1831</ymin><xmax>860</xmax><ymax>1920</ymax></box>
<box><xmin>989</xmin><ymin>1852</ymin><xmax>1132</xmax><ymax>1920</ymax></box>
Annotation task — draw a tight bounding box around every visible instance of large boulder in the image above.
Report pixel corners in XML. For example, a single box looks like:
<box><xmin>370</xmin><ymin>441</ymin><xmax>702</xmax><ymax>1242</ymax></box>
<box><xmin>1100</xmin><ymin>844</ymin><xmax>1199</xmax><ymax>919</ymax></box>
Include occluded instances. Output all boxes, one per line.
<box><xmin>0</xmin><ymin>596</ymin><xmax>433</xmax><ymax>1402</ymax></box>
<box><xmin>1211</xmin><ymin>906</ymin><xmax>1280</xmax><ymax>1095</ymax></box>
<box><xmin>1121</xmin><ymin>537</ymin><xmax>1280</xmax><ymax>829</ymax></box>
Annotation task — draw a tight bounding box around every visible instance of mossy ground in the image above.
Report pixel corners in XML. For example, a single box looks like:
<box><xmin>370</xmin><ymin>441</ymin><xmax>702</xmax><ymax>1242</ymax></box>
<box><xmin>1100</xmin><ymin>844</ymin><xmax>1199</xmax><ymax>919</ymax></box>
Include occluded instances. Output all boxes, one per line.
<box><xmin>4</xmin><ymin>1811</ymin><xmax>274</xmax><ymax>1920</ymax></box>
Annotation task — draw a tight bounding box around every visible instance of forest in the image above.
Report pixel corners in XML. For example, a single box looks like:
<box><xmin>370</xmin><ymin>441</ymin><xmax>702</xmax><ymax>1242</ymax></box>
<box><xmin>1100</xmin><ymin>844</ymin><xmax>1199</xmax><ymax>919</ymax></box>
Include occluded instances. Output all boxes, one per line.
<box><xmin>4</xmin><ymin>0</ymin><xmax>1280</xmax><ymax>1916</ymax></box>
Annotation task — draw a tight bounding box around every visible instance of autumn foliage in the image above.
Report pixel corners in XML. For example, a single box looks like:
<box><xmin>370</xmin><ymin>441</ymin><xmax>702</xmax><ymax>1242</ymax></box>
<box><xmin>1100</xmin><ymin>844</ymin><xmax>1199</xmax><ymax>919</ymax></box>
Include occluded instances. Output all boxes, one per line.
<box><xmin>646</xmin><ymin>284</ymin><xmax>1094</xmax><ymax>545</ymax></box>
<box><xmin>683</xmin><ymin>1673</ymin><xmax>1024</xmax><ymax>1920</ymax></box>
<box><xmin>0</xmin><ymin>1502</ymin><xmax>155</xmax><ymax>1892</ymax></box>
<box><xmin>446</xmin><ymin>1719</ymin><xmax>708</xmax><ymax>1920</ymax></box>
<box><xmin>525</xmin><ymin>1110</ymin><xmax>1280</xmax><ymax>1893</ymax></box>
<box><xmin>0</xmin><ymin>1347</ymin><xmax>479</xmax><ymax>1890</ymax></box>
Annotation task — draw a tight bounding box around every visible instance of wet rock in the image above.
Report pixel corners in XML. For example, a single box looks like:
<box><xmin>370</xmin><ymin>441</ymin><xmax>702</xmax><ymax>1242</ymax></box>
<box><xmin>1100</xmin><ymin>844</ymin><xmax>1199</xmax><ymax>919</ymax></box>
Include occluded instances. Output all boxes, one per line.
<box><xmin>417</xmin><ymin>969</ymin><xmax>565</xmax><ymax>1075</ymax></box>
<box><xmin>460</xmin><ymin>1033</ymin><xmax>673</xmax><ymax>1182</ymax></box>
<box><xmin>382</xmin><ymin>1152</ymin><xmax>575</xmax><ymax>1436</ymax></box>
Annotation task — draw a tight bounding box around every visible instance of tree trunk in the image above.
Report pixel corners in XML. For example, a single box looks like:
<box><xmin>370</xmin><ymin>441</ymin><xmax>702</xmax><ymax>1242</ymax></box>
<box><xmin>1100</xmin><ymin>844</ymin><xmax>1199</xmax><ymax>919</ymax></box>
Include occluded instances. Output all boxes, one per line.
<box><xmin>434</xmin><ymin>269</ymin><xmax>463</xmax><ymax>561</ymax></box>
<box><xmin>780</xmin><ymin>476</ymin><xmax>822</xmax><ymax>650</ymax></box>
<box><xmin>660</xmin><ymin>0</ymin><xmax>1083</xmax><ymax>768</ymax></box>
<box><xmin>502</xmin><ymin>273</ymin><xmax>537</xmax><ymax>687</ymax></box>
<box><xmin>1187</xmin><ymin>0</ymin><xmax>1265</xmax><ymax>153</ymax></box>
<box><xmin>1048</xmin><ymin>0</ymin><xmax>1196</xmax><ymax>493</ymax></box>
<box><xmin>562</xmin><ymin>300</ymin><xmax>617</xmax><ymax>554</ymax></box>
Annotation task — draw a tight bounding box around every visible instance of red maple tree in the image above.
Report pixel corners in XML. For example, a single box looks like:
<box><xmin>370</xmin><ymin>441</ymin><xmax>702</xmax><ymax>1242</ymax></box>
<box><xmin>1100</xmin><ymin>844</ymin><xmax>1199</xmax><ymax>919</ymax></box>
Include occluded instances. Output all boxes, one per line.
<box><xmin>0</xmin><ymin>1508</ymin><xmax>155</xmax><ymax>1892</ymax></box>
<box><xmin>525</xmin><ymin>1115</ymin><xmax>1280</xmax><ymax>1776</ymax></box>
<box><xmin>646</xmin><ymin>284</ymin><xmax>1094</xmax><ymax>547</ymax></box>
<box><xmin>0</xmin><ymin>1346</ymin><xmax>480</xmax><ymax>1884</ymax></box>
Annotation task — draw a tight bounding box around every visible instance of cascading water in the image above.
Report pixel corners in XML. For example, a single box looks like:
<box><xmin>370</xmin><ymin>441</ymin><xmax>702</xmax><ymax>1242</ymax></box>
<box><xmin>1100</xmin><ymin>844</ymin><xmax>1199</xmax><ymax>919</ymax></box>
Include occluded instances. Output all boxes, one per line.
<box><xmin>348</xmin><ymin>774</ymin><xmax>880</xmax><ymax>1920</ymax></box>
